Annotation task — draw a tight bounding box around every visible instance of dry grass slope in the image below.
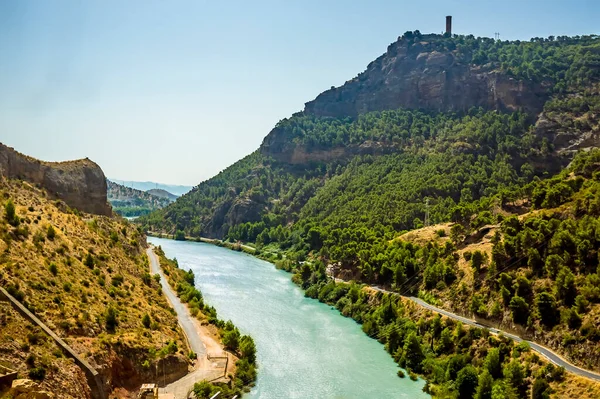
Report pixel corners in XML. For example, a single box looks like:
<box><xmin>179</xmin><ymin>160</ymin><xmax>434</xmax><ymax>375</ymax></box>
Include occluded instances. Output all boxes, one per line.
<box><xmin>0</xmin><ymin>178</ymin><xmax>189</xmax><ymax>398</ymax></box>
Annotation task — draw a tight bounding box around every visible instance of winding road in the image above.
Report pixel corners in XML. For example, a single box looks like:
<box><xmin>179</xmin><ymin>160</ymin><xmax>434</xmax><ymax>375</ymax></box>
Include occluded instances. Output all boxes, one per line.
<box><xmin>368</xmin><ymin>286</ymin><xmax>600</xmax><ymax>382</ymax></box>
<box><xmin>147</xmin><ymin>247</ymin><xmax>225</xmax><ymax>399</ymax></box>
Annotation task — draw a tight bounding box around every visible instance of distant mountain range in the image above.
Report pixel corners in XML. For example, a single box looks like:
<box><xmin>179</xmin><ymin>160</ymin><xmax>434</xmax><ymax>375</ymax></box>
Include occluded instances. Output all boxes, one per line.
<box><xmin>108</xmin><ymin>179</ymin><xmax>193</xmax><ymax>196</ymax></box>
<box><xmin>147</xmin><ymin>188</ymin><xmax>179</xmax><ymax>201</ymax></box>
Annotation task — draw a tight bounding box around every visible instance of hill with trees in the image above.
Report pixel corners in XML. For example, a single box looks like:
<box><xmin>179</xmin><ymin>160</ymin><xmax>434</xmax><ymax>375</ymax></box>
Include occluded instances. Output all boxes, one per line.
<box><xmin>107</xmin><ymin>180</ymin><xmax>172</xmax><ymax>217</ymax></box>
<box><xmin>140</xmin><ymin>32</ymin><xmax>600</xmax><ymax>397</ymax></box>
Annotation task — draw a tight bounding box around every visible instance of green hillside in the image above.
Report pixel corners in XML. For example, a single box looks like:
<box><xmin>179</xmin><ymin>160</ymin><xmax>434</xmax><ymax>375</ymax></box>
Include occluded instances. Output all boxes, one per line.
<box><xmin>139</xmin><ymin>33</ymin><xmax>600</xmax><ymax>397</ymax></box>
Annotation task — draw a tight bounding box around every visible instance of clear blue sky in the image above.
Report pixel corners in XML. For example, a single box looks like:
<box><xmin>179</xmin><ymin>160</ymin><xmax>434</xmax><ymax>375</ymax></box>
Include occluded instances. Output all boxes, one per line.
<box><xmin>1</xmin><ymin>1</ymin><xmax>598</xmax><ymax>185</ymax></box>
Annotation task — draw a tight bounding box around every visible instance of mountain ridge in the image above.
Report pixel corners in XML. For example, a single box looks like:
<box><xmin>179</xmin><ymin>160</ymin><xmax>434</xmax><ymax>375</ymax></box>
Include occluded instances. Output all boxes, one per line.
<box><xmin>141</xmin><ymin>33</ymin><xmax>600</xmax><ymax>240</ymax></box>
<box><xmin>303</xmin><ymin>33</ymin><xmax>549</xmax><ymax>119</ymax></box>
<box><xmin>108</xmin><ymin>179</ymin><xmax>192</xmax><ymax>196</ymax></box>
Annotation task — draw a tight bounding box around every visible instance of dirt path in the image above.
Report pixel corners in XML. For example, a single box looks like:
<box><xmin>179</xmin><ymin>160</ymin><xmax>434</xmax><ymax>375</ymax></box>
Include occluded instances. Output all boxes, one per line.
<box><xmin>147</xmin><ymin>247</ymin><xmax>232</xmax><ymax>399</ymax></box>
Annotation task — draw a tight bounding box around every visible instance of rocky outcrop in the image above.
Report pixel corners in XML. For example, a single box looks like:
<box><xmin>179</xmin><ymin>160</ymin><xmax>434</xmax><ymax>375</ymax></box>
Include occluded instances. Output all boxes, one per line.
<box><xmin>534</xmin><ymin>111</ymin><xmax>600</xmax><ymax>155</ymax></box>
<box><xmin>261</xmin><ymin>128</ymin><xmax>400</xmax><ymax>164</ymax></box>
<box><xmin>304</xmin><ymin>35</ymin><xmax>549</xmax><ymax>119</ymax></box>
<box><xmin>0</xmin><ymin>143</ymin><xmax>111</xmax><ymax>216</ymax></box>
<box><xmin>204</xmin><ymin>194</ymin><xmax>265</xmax><ymax>238</ymax></box>
<box><xmin>10</xmin><ymin>379</ymin><xmax>54</xmax><ymax>399</ymax></box>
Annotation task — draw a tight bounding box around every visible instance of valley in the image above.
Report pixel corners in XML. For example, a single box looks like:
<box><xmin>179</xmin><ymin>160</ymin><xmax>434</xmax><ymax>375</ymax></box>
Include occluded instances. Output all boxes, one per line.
<box><xmin>140</xmin><ymin>31</ymin><xmax>600</xmax><ymax>398</ymax></box>
<box><xmin>2</xmin><ymin>10</ymin><xmax>600</xmax><ymax>399</ymax></box>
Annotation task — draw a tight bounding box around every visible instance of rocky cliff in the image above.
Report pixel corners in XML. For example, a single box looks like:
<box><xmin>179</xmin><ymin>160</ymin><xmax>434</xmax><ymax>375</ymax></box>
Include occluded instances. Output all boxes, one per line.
<box><xmin>261</xmin><ymin>134</ymin><xmax>399</xmax><ymax>164</ymax></box>
<box><xmin>0</xmin><ymin>143</ymin><xmax>111</xmax><ymax>216</ymax></box>
<box><xmin>260</xmin><ymin>34</ymin><xmax>554</xmax><ymax>164</ymax></box>
<box><xmin>303</xmin><ymin>34</ymin><xmax>549</xmax><ymax>119</ymax></box>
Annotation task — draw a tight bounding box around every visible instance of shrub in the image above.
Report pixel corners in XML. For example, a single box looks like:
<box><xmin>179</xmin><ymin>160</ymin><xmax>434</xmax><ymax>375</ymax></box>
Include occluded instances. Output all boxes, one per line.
<box><xmin>142</xmin><ymin>273</ymin><xmax>152</xmax><ymax>286</ymax></box>
<box><xmin>159</xmin><ymin>340</ymin><xmax>178</xmax><ymax>356</ymax></box>
<box><xmin>27</xmin><ymin>332</ymin><xmax>43</xmax><ymax>345</ymax></box>
<box><xmin>193</xmin><ymin>381</ymin><xmax>216</xmax><ymax>398</ymax></box>
<box><xmin>223</xmin><ymin>329</ymin><xmax>241</xmax><ymax>352</ymax></box>
<box><xmin>46</xmin><ymin>225</ymin><xmax>56</xmax><ymax>240</ymax></box>
<box><xmin>532</xmin><ymin>377</ymin><xmax>550</xmax><ymax>399</ymax></box>
<box><xmin>111</xmin><ymin>274</ymin><xmax>124</xmax><ymax>287</ymax></box>
<box><xmin>110</xmin><ymin>230</ymin><xmax>119</xmax><ymax>244</ymax></box>
<box><xmin>105</xmin><ymin>306</ymin><xmax>118</xmax><ymax>332</ymax></box>
<box><xmin>471</xmin><ymin>250</ymin><xmax>485</xmax><ymax>272</ymax></box>
<box><xmin>48</xmin><ymin>263</ymin><xmax>58</xmax><ymax>276</ymax></box>
<box><xmin>509</xmin><ymin>295</ymin><xmax>529</xmax><ymax>324</ymax></box>
<box><xmin>239</xmin><ymin>335</ymin><xmax>256</xmax><ymax>363</ymax></box>
<box><xmin>6</xmin><ymin>284</ymin><xmax>25</xmax><ymax>302</ymax></box>
<box><xmin>26</xmin><ymin>354</ymin><xmax>36</xmax><ymax>366</ymax></box>
<box><xmin>142</xmin><ymin>313</ymin><xmax>151</xmax><ymax>329</ymax></box>
<box><xmin>84</xmin><ymin>253</ymin><xmax>94</xmax><ymax>268</ymax></box>
<box><xmin>4</xmin><ymin>199</ymin><xmax>19</xmax><ymax>226</ymax></box>
<box><xmin>28</xmin><ymin>367</ymin><xmax>46</xmax><ymax>381</ymax></box>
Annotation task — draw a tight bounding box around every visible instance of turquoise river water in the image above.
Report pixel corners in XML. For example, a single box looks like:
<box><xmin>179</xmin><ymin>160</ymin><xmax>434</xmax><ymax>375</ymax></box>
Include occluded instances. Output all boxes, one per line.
<box><xmin>149</xmin><ymin>237</ymin><xmax>429</xmax><ymax>399</ymax></box>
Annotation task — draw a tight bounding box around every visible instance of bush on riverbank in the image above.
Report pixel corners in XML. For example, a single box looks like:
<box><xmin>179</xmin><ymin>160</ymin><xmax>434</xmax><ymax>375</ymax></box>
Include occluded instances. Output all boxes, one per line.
<box><xmin>193</xmin><ymin>381</ymin><xmax>240</xmax><ymax>399</ymax></box>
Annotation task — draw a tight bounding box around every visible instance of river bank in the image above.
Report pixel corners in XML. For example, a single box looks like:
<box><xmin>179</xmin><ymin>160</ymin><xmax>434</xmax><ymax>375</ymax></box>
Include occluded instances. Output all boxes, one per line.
<box><xmin>148</xmin><ymin>235</ymin><xmax>600</xmax><ymax>398</ymax></box>
<box><xmin>147</xmin><ymin>231</ymin><xmax>255</xmax><ymax>253</ymax></box>
<box><xmin>148</xmin><ymin>245</ymin><xmax>257</xmax><ymax>398</ymax></box>
<box><xmin>149</xmin><ymin>237</ymin><xmax>428</xmax><ymax>398</ymax></box>
<box><xmin>146</xmin><ymin>247</ymin><xmax>231</xmax><ymax>399</ymax></box>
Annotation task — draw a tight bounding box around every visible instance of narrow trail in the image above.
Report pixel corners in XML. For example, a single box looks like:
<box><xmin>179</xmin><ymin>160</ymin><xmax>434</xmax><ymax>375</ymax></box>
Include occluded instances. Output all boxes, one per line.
<box><xmin>147</xmin><ymin>247</ymin><xmax>226</xmax><ymax>399</ymax></box>
<box><xmin>365</xmin><ymin>285</ymin><xmax>600</xmax><ymax>382</ymax></box>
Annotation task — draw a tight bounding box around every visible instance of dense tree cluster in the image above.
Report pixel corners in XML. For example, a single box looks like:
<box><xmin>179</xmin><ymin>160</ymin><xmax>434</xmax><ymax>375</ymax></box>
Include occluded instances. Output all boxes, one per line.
<box><xmin>300</xmin><ymin>273</ymin><xmax>563</xmax><ymax>398</ymax></box>
<box><xmin>400</xmin><ymin>32</ymin><xmax>600</xmax><ymax>91</ymax></box>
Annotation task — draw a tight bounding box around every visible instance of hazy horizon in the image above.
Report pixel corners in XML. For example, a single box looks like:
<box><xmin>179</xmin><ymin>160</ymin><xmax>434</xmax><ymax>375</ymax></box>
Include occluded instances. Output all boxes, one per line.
<box><xmin>1</xmin><ymin>0</ymin><xmax>599</xmax><ymax>185</ymax></box>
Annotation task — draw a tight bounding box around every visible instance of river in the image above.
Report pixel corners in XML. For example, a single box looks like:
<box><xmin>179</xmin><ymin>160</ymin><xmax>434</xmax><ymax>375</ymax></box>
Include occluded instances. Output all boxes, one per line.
<box><xmin>148</xmin><ymin>237</ymin><xmax>429</xmax><ymax>399</ymax></box>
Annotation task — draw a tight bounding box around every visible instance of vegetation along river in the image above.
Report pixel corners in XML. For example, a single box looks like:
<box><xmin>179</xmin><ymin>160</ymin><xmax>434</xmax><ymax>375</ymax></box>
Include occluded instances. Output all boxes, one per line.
<box><xmin>149</xmin><ymin>237</ymin><xmax>429</xmax><ymax>399</ymax></box>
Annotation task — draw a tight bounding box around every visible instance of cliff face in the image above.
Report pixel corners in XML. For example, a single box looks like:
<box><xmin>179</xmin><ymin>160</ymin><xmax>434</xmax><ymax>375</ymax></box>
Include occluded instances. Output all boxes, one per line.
<box><xmin>261</xmin><ymin>131</ymin><xmax>399</xmax><ymax>164</ymax></box>
<box><xmin>303</xmin><ymin>35</ymin><xmax>549</xmax><ymax>119</ymax></box>
<box><xmin>0</xmin><ymin>143</ymin><xmax>111</xmax><ymax>216</ymax></box>
<box><xmin>261</xmin><ymin>35</ymin><xmax>552</xmax><ymax>164</ymax></box>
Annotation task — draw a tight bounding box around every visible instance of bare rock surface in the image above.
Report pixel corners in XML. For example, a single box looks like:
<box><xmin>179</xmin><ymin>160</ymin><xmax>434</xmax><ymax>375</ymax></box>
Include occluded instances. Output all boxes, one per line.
<box><xmin>0</xmin><ymin>143</ymin><xmax>111</xmax><ymax>215</ymax></box>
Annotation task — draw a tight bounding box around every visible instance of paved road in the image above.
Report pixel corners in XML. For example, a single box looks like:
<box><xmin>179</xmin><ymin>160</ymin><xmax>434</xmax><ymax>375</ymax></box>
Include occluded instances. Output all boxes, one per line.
<box><xmin>147</xmin><ymin>247</ymin><xmax>225</xmax><ymax>398</ymax></box>
<box><xmin>147</xmin><ymin>247</ymin><xmax>206</xmax><ymax>357</ymax></box>
<box><xmin>368</xmin><ymin>286</ymin><xmax>600</xmax><ymax>382</ymax></box>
